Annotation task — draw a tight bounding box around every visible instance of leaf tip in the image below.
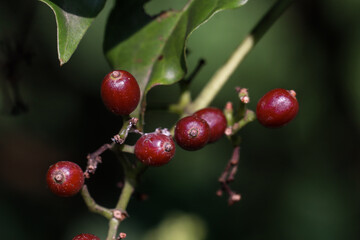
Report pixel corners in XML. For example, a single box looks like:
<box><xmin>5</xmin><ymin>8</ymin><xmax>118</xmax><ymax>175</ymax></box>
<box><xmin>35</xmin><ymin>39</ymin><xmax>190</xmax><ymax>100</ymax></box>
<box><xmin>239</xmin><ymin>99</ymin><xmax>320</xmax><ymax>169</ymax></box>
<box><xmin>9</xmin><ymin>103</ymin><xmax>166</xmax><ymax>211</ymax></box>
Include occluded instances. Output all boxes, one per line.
<box><xmin>59</xmin><ymin>58</ymin><xmax>66</xmax><ymax>66</ymax></box>
<box><xmin>59</xmin><ymin>54</ymin><xmax>70</xmax><ymax>66</ymax></box>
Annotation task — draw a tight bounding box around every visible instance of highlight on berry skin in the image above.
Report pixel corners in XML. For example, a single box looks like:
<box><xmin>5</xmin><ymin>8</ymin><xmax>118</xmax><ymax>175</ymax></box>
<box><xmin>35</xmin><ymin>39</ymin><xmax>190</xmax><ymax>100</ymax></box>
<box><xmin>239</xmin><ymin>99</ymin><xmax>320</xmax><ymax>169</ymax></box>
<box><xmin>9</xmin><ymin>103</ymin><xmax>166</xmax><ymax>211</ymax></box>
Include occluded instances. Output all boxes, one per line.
<box><xmin>193</xmin><ymin>107</ymin><xmax>227</xmax><ymax>143</ymax></box>
<box><xmin>256</xmin><ymin>88</ymin><xmax>299</xmax><ymax>128</ymax></box>
<box><xmin>134</xmin><ymin>132</ymin><xmax>176</xmax><ymax>166</ymax></box>
<box><xmin>46</xmin><ymin>161</ymin><xmax>85</xmax><ymax>197</ymax></box>
<box><xmin>101</xmin><ymin>70</ymin><xmax>140</xmax><ymax>116</ymax></box>
<box><xmin>174</xmin><ymin>115</ymin><xmax>211</xmax><ymax>151</ymax></box>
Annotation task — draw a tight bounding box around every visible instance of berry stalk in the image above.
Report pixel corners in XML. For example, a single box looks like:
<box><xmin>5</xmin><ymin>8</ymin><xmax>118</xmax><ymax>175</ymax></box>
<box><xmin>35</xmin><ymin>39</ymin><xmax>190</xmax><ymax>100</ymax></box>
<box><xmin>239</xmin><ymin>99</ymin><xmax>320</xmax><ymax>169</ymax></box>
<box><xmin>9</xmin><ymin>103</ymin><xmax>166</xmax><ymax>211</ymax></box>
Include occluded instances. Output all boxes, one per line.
<box><xmin>81</xmin><ymin>185</ymin><xmax>113</xmax><ymax>219</ymax></box>
<box><xmin>106</xmin><ymin>177</ymin><xmax>134</xmax><ymax>240</ymax></box>
<box><xmin>105</xmin><ymin>149</ymin><xmax>147</xmax><ymax>240</ymax></box>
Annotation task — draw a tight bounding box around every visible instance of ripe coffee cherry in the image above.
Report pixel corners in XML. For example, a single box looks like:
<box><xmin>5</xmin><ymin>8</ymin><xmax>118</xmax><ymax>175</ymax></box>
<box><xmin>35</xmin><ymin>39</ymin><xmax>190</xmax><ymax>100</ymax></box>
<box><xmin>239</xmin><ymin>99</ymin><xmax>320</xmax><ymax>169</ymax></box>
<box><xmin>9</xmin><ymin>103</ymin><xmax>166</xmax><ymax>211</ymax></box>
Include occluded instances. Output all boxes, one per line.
<box><xmin>256</xmin><ymin>88</ymin><xmax>299</xmax><ymax>128</ymax></box>
<box><xmin>193</xmin><ymin>107</ymin><xmax>227</xmax><ymax>143</ymax></box>
<box><xmin>174</xmin><ymin>116</ymin><xmax>210</xmax><ymax>151</ymax></box>
<box><xmin>46</xmin><ymin>161</ymin><xmax>84</xmax><ymax>197</ymax></box>
<box><xmin>72</xmin><ymin>233</ymin><xmax>100</xmax><ymax>240</ymax></box>
<box><xmin>101</xmin><ymin>70</ymin><xmax>140</xmax><ymax>115</ymax></box>
<box><xmin>135</xmin><ymin>132</ymin><xmax>176</xmax><ymax>166</ymax></box>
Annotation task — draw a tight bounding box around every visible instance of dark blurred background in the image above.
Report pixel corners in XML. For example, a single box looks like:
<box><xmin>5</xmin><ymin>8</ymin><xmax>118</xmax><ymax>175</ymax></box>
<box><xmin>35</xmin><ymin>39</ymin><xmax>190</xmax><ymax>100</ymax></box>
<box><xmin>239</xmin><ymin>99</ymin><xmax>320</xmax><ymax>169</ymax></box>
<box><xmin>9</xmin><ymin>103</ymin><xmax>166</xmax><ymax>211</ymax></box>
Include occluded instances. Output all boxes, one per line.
<box><xmin>1</xmin><ymin>0</ymin><xmax>359</xmax><ymax>239</ymax></box>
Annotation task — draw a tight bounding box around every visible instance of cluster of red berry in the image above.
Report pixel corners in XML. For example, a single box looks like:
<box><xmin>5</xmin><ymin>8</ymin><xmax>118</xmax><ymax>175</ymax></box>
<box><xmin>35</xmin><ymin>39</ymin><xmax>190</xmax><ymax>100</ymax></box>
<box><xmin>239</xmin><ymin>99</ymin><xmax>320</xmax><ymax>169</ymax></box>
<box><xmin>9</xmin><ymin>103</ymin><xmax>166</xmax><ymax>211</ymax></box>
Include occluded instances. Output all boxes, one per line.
<box><xmin>133</xmin><ymin>107</ymin><xmax>227</xmax><ymax>166</ymax></box>
<box><xmin>46</xmin><ymin>70</ymin><xmax>299</xmax><ymax>239</ymax></box>
<box><xmin>174</xmin><ymin>107</ymin><xmax>227</xmax><ymax>150</ymax></box>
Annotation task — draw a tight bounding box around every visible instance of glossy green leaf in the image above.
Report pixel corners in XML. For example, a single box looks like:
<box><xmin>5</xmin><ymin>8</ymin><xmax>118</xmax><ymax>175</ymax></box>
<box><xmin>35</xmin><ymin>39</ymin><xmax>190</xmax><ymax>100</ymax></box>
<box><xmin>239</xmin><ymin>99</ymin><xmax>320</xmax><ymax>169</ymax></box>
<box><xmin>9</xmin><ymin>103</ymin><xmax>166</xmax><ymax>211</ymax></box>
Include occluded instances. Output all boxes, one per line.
<box><xmin>104</xmin><ymin>0</ymin><xmax>248</xmax><ymax>116</ymax></box>
<box><xmin>40</xmin><ymin>0</ymin><xmax>106</xmax><ymax>65</ymax></box>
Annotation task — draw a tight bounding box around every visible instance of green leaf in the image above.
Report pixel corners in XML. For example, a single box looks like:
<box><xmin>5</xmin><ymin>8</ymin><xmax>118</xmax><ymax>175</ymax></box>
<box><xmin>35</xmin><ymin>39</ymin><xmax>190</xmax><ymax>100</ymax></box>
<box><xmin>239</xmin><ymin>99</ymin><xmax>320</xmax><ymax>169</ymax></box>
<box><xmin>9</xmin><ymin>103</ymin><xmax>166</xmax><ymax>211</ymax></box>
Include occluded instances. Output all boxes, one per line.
<box><xmin>104</xmin><ymin>0</ymin><xmax>248</xmax><ymax>117</ymax></box>
<box><xmin>40</xmin><ymin>0</ymin><xmax>106</xmax><ymax>65</ymax></box>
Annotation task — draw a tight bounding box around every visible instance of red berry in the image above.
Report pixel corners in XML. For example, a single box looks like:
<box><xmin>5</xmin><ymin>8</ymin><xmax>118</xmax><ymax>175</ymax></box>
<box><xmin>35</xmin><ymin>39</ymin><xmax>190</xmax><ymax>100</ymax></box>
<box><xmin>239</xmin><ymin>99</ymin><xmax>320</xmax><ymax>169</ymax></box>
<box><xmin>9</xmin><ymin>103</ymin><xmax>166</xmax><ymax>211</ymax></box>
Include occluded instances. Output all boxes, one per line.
<box><xmin>72</xmin><ymin>233</ymin><xmax>100</xmax><ymax>240</ymax></box>
<box><xmin>46</xmin><ymin>161</ymin><xmax>84</xmax><ymax>197</ymax></box>
<box><xmin>174</xmin><ymin>116</ymin><xmax>210</xmax><ymax>151</ymax></box>
<box><xmin>101</xmin><ymin>70</ymin><xmax>140</xmax><ymax>115</ymax></box>
<box><xmin>256</xmin><ymin>88</ymin><xmax>299</xmax><ymax>128</ymax></box>
<box><xmin>193</xmin><ymin>107</ymin><xmax>227</xmax><ymax>143</ymax></box>
<box><xmin>135</xmin><ymin>132</ymin><xmax>176</xmax><ymax>166</ymax></box>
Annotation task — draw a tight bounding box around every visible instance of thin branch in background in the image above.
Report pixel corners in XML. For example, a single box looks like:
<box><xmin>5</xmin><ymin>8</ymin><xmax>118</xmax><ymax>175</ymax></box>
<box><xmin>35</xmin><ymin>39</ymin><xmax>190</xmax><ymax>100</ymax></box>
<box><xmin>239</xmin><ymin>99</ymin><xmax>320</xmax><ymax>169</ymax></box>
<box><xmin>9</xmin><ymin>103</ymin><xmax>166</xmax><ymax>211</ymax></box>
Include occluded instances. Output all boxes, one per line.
<box><xmin>184</xmin><ymin>58</ymin><xmax>206</xmax><ymax>84</ymax></box>
<box><xmin>85</xmin><ymin>143</ymin><xmax>114</xmax><ymax>178</ymax></box>
<box><xmin>169</xmin><ymin>58</ymin><xmax>206</xmax><ymax>116</ymax></box>
<box><xmin>217</xmin><ymin>146</ymin><xmax>241</xmax><ymax>205</ymax></box>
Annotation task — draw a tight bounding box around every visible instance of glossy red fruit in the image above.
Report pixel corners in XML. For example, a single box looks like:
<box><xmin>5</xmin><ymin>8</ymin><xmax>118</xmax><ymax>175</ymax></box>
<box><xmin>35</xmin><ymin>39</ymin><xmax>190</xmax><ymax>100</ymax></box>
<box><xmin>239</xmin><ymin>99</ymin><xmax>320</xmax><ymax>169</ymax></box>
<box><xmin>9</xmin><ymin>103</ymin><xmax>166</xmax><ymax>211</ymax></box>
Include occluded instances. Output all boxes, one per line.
<box><xmin>256</xmin><ymin>88</ymin><xmax>299</xmax><ymax>128</ymax></box>
<box><xmin>72</xmin><ymin>233</ymin><xmax>100</xmax><ymax>240</ymax></box>
<box><xmin>46</xmin><ymin>161</ymin><xmax>84</xmax><ymax>197</ymax></box>
<box><xmin>174</xmin><ymin>116</ymin><xmax>210</xmax><ymax>151</ymax></box>
<box><xmin>101</xmin><ymin>70</ymin><xmax>140</xmax><ymax>115</ymax></box>
<box><xmin>193</xmin><ymin>107</ymin><xmax>227</xmax><ymax>143</ymax></box>
<box><xmin>135</xmin><ymin>132</ymin><xmax>176</xmax><ymax>166</ymax></box>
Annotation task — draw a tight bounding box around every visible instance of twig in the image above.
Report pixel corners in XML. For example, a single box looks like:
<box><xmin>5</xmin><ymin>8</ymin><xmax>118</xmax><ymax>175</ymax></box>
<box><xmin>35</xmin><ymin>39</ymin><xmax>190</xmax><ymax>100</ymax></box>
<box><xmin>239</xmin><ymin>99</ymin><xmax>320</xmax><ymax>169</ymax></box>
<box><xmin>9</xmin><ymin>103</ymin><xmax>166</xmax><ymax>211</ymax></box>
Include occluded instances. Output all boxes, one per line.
<box><xmin>85</xmin><ymin>143</ymin><xmax>114</xmax><ymax>178</ymax></box>
<box><xmin>85</xmin><ymin>117</ymin><xmax>140</xmax><ymax>178</ymax></box>
<box><xmin>104</xmin><ymin>149</ymin><xmax>147</xmax><ymax>240</ymax></box>
<box><xmin>81</xmin><ymin>185</ymin><xmax>113</xmax><ymax>219</ymax></box>
<box><xmin>235</xmin><ymin>87</ymin><xmax>249</xmax><ymax>120</ymax></box>
<box><xmin>218</xmin><ymin>146</ymin><xmax>240</xmax><ymax>183</ymax></box>
<box><xmin>217</xmin><ymin>146</ymin><xmax>241</xmax><ymax>205</ymax></box>
<box><xmin>106</xmin><ymin>169</ymin><xmax>136</xmax><ymax>240</ymax></box>
<box><xmin>112</xmin><ymin>117</ymin><xmax>141</xmax><ymax>144</ymax></box>
<box><xmin>226</xmin><ymin>110</ymin><xmax>256</xmax><ymax>136</ymax></box>
<box><xmin>184</xmin><ymin>58</ymin><xmax>206</xmax><ymax>84</ymax></box>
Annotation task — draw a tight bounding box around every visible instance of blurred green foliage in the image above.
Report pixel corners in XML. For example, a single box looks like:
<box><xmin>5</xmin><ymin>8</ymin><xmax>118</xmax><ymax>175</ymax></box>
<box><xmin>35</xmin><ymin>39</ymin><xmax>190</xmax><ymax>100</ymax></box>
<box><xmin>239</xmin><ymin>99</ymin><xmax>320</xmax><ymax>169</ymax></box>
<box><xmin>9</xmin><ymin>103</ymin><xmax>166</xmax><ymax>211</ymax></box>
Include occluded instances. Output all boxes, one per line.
<box><xmin>142</xmin><ymin>212</ymin><xmax>207</xmax><ymax>240</ymax></box>
<box><xmin>0</xmin><ymin>0</ymin><xmax>359</xmax><ymax>240</ymax></box>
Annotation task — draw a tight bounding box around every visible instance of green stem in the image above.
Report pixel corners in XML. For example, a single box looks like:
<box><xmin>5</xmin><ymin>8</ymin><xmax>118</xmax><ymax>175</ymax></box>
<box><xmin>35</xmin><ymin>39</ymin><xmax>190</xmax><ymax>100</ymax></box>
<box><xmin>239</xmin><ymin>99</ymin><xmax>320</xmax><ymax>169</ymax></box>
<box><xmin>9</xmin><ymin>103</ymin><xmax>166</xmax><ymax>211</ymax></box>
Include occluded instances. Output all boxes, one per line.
<box><xmin>81</xmin><ymin>185</ymin><xmax>113</xmax><ymax>219</ymax></box>
<box><xmin>224</xmin><ymin>102</ymin><xmax>234</xmax><ymax>127</ymax></box>
<box><xmin>168</xmin><ymin>87</ymin><xmax>191</xmax><ymax>115</ymax></box>
<box><xmin>237</xmin><ymin>102</ymin><xmax>246</xmax><ymax>121</ymax></box>
<box><xmin>115</xmin><ymin>116</ymin><xmax>139</xmax><ymax>144</ymax></box>
<box><xmin>187</xmin><ymin>0</ymin><xmax>293</xmax><ymax>113</ymax></box>
<box><xmin>105</xmin><ymin>150</ymin><xmax>146</xmax><ymax>240</ymax></box>
<box><xmin>116</xmin><ymin>178</ymin><xmax>134</xmax><ymax>210</ymax></box>
<box><xmin>231</xmin><ymin>110</ymin><xmax>256</xmax><ymax>135</ymax></box>
<box><xmin>120</xmin><ymin>144</ymin><xmax>135</xmax><ymax>154</ymax></box>
<box><xmin>106</xmin><ymin>178</ymin><xmax>135</xmax><ymax>240</ymax></box>
<box><xmin>107</xmin><ymin>218</ymin><xmax>120</xmax><ymax>240</ymax></box>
